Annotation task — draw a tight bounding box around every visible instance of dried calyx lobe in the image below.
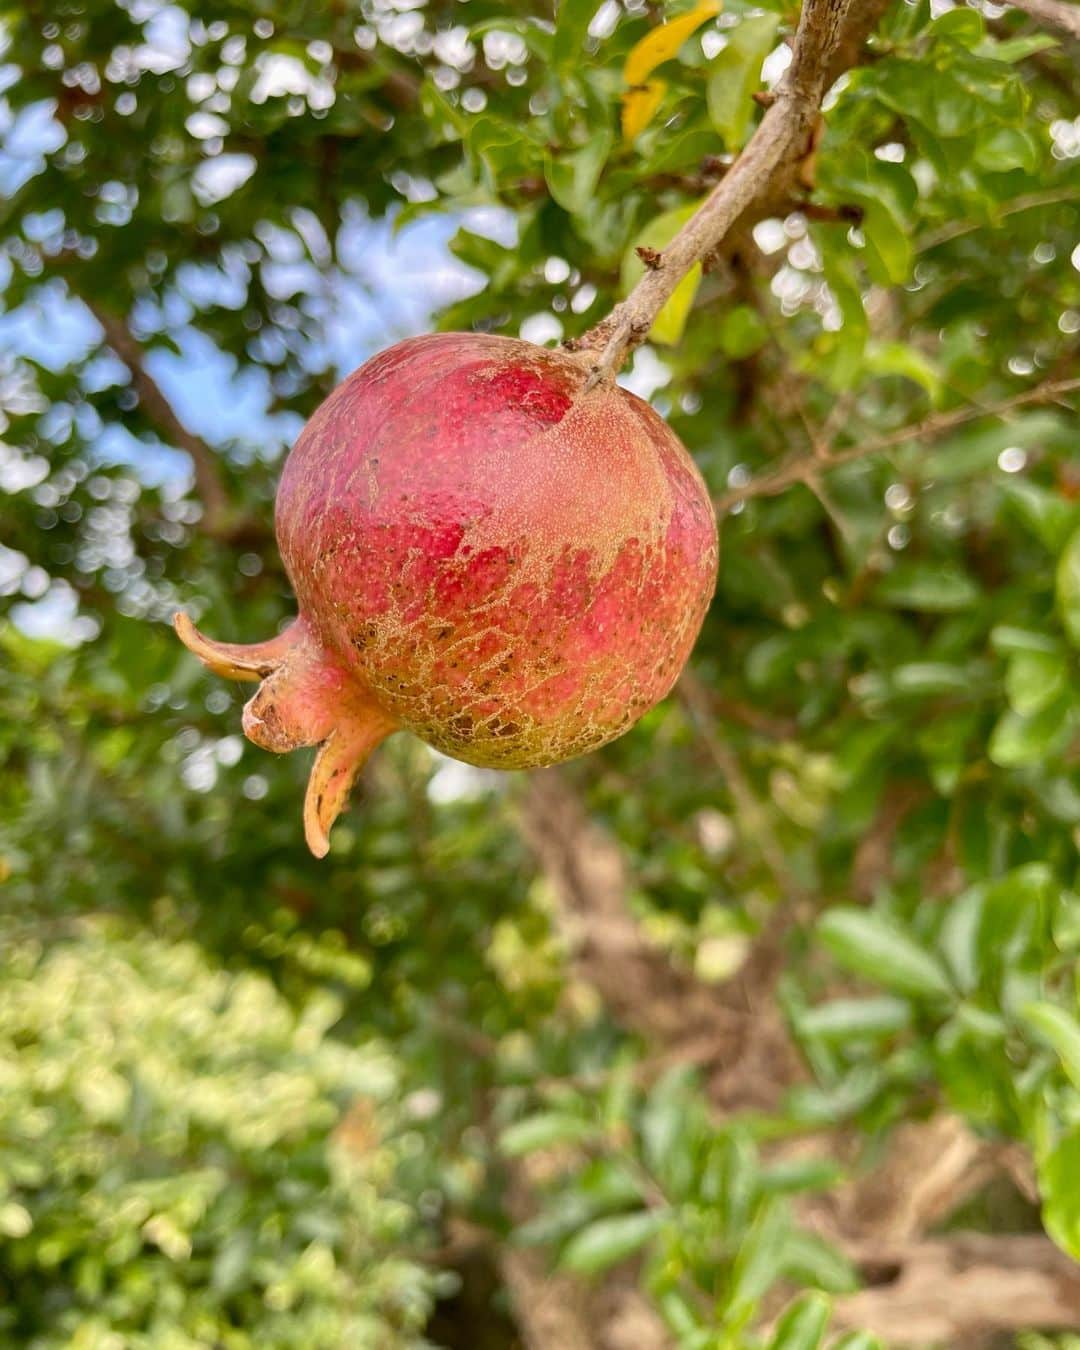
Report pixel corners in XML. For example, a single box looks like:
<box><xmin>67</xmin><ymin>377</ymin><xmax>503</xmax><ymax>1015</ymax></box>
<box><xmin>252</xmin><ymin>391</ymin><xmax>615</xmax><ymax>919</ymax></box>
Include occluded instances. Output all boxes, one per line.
<box><xmin>175</xmin><ymin>333</ymin><xmax>718</xmax><ymax>857</ymax></box>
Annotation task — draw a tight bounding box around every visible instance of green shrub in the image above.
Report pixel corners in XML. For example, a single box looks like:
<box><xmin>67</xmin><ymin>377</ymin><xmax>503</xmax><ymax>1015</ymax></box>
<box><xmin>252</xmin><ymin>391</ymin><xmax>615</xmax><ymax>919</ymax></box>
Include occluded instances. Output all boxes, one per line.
<box><xmin>0</xmin><ymin>921</ymin><xmax>436</xmax><ymax>1348</ymax></box>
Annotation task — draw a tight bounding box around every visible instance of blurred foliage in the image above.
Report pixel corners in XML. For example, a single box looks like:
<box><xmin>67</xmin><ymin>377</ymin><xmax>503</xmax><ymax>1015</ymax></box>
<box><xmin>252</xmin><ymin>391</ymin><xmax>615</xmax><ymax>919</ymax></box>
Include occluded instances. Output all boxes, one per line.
<box><xmin>0</xmin><ymin>0</ymin><xmax>1079</xmax><ymax>1344</ymax></box>
<box><xmin>0</xmin><ymin>919</ymin><xmax>438</xmax><ymax>1346</ymax></box>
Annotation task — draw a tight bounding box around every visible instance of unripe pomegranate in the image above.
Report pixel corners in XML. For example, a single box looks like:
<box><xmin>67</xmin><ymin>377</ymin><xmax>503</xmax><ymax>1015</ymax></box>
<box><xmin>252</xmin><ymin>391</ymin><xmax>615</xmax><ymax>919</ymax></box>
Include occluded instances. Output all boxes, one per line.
<box><xmin>175</xmin><ymin>333</ymin><xmax>717</xmax><ymax>855</ymax></box>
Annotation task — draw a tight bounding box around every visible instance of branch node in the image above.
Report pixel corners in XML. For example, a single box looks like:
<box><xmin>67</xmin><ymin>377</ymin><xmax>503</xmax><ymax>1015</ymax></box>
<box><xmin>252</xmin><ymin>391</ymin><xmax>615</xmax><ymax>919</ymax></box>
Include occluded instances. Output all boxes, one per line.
<box><xmin>802</xmin><ymin>201</ymin><xmax>865</xmax><ymax>225</ymax></box>
<box><xmin>635</xmin><ymin>245</ymin><xmax>663</xmax><ymax>271</ymax></box>
<box><xmin>700</xmin><ymin>154</ymin><xmax>729</xmax><ymax>178</ymax></box>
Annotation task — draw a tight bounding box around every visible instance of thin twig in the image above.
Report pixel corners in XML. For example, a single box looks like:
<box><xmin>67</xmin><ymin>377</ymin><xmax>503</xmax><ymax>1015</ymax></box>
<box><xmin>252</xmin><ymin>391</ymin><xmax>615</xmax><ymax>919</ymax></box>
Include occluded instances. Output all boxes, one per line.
<box><xmin>82</xmin><ymin>298</ymin><xmax>235</xmax><ymax>537</ymax></box>
<box><xmin>578</xmin><ymin>0</ymin><xmax>862</xmax><ymax>387</ymax></box>
<box><xmin>714</xmin><ymin>376</ymin><xmax>1080</xmax><ymax>512</ymax></box>
<box><xmin>918</xmin><ymin>187</ymin><xmax>1080</xmax><ymax>253</ymax></box>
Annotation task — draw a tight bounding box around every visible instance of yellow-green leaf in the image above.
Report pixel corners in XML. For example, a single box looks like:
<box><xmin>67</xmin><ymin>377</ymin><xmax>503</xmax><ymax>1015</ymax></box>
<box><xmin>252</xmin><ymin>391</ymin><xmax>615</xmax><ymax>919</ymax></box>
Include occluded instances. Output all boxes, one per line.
<box><xmin>623</xmin><ymin>0</ymin><xmax>720</xmax><ymax>86</ymax></box>
<box><xmin>621</xmin><ymin>0</ymin><xmax>720</xmax><ymax>140</ymax></box>
<box><xmin>1057</xmin><ymin>525</ymin><xmax>1080</xmax><ymax>647</ymax></box>
<box><xmin>621</xmin><ymin>79</ymin><xmax>667</xmax><ymax>142</ymax></box>
<box><xmin>1022</xmin><ymin>1002</ymin><xmax>1080</xmax><ymax>1090</ymax></box>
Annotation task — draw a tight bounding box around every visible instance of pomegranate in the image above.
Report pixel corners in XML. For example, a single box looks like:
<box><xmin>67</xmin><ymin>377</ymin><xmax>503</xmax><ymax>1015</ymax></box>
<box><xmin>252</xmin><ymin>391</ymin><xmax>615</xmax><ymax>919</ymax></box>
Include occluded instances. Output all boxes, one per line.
<box><xmin>175</xmin><ymin>333</ymin><xmax>717</xmax><ymax>856</ymax></box>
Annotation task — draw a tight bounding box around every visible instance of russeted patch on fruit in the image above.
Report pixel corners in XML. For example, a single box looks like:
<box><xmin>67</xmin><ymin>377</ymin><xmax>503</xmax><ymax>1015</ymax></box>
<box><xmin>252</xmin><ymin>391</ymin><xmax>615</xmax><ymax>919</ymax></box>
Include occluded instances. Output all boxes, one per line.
<box><xmin>175</xmin><ymin>333</ymin><xmax>718</xmax><ymax>856</ymax></box>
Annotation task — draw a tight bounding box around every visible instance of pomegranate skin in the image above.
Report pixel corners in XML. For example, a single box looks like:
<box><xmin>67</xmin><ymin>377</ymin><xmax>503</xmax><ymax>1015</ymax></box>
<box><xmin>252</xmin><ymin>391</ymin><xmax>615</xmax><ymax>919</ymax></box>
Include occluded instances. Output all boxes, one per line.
<box><xmin>175</xmin><ymin>333</ymin><xmax>717</xmax><ymax>854</ymax></box>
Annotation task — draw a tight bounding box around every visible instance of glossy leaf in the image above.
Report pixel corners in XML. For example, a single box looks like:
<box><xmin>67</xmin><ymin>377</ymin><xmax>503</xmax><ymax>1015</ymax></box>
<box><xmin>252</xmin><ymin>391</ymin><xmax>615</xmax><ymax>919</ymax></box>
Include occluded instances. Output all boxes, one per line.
<box><xmin>1022</xmin><ymin>1003</ymin><xmax>1080</xmax><ymax>1091</ymax></box>
<box><xmin>1038</xmin><ymin>1125</ymin><xmax>1080</xmax><ymax>1260</ymax></box>
<box><xmin>558</xmin><ymin>1210</ymin><xmax>667</xmax><ymax>1275</ymax></box>
<box><xmin>707</xmin><ymin>14</ymin><xmax>780</xmax><ymax>151</ymax></box>
<box><xmin>1058</xmin><ymin>526</ymin><xmax>1080</xmax><ymax>647</ymax></box>
<box><xmin>545</xmin><ymin>130</ymin><xmax>615</xmax><ymax>215</ymax></box>
<box><xmin>766</xmin><ymin>1291</ymin><xmax>831</xmax><ymax>1350</ymax></box>
<box><xmin>817</xmin><ymin>910</ymin><xmax>954</xmax><ymax>1001</ymax></box>
<box><xmin>553</xmin><ymin>0</ymin><xmax>600</xmax><ymax>68</ymax></box>
<box><xmin>499</xmin><ymin>1112</ymin><xmax>598</xmax><ymax>1156</ymax></box>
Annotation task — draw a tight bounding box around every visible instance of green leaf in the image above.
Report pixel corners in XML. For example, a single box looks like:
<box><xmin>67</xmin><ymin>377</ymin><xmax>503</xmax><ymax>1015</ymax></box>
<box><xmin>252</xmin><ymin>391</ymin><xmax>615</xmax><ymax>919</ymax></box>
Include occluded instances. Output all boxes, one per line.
<box><xmin>712</xmin><ymin>1129</ymin><xmax>759</xmax><ymax>1231</ymax></box>
<box><xmin>726</xmin><ymin>1197</ymin><xmax>790</xmax><ymax>1320</ymax></box>
<box><xmin>953</xmin><ymin>1003</ymin><xmax>1007</xmax><ymax>1043</ymax></box>
<box><xmin>980</xmin><ymin>864</ymin><xmax>1056</xmax><ymax>972</ymax></box>
<box><xmin>817</xmin><ymin>247</ymin><xmax>869</xmax><ymax>388</ymax></box>
<box><xmin>766</xmin><ymin>1291</ymin><xmax>830</xmax><ymax>1350</ymax></box>
<box><xmin>719</xmin><ymin>305</ymin><xmax>769</xmax><ymax>360</ymax></box>
<box><xmin>990</xmin><ymin>625</ymin><xmax>1063</xmax><ymax>656</ymax></box>
<box><xmin>979</xmin><ymin>32</ymin><xmax>1059</xmax><ymax>63</ymax></box>
<box><xmin>657</xmin><ymin>1290</ymin><xmax>702</xmax><ymax>1338</ymax></box>
<box><xmin>891</xmin><ymin>662</ymin><xmax>972</xmax><ymax>696</ymax></box>
<box><xmin>499</xmin><ymin>1113</ymin><xmax>597</xmax><ymax>1156</ymax></box>
<box><xmin>930</xmin><ymin>7</ymin><xmax>984</xmax><ymax>44</ymax></box>
<box><xmin>1004</xmin><ymin>650</ymin><xmax>1067</xmax><ymax>717</ymax></box>
<box><xmin>832</xmin><ymin>1335</ymin><xmax>884</xmax><ymax>1350</ymax></box>
<box><xmin>558</xmin><ymin>1209</ymin><xmax>666</xmax><ymax>1275</ymax></box>
<box><xmin>860</xmin><ymin>201</ymin><xmax>913</xmax><ymax>286</ymax></box>
<box><xmin>467</xmin><ymin>116</ymin><xmax>538</xmax><ymax>191</ymax></box>
<box><xmin>1057</xmin><ymin>525</ymin><xmax>1080</xmax><ymax>647</ymax></box>
<box><xmin>988</xmin><ymin>698</ymin><xmax>1072</xmax><ymax>768</ymax></box>
<box><xmin>974</xmin><ymin>125</ymin><xmax>1039</xmax><ymax>174</ymax></box>
<box><xmin>602</xmin><ymin>1051</ymin><xmax>638</xmax><ymax>1129</ymax></box>
<box><xmin>872</xmin><ymin>62</ymin><xmax>983</xmax><ymax>139</ymax></box>
<box><xmin>1002</xmin><ymin>479</ymin><xmax>1080</xmax><ymax>553</ymax></box>
<box><xmin>514</xmin><ymin>1160</ymin><xmax>642</xmax><ymax>1246</ymax></box>
<box><xmin>553</xmin><ymin>0</ymin><xmax>598</xmax><ymax>68</ymax></box>
<box><xmin>864</xmin><ymin>341</ymin><xmax>943</xmax><ymax>402</ymax></box>
<box><xmin>211</xmin><ymin>1229</ymin><xmax>253</xmax><ymax>1296</ymax></box>
<box><xmin>817</xmin><ymin>909</ymin><xmax>954</xmax><ymax>1001</ymax></box>
<box><xmin>798</xmin><ymin>996</ymin><xmax>912</xmax><ymax>1043</ymax></box>
<box><xmin>1038</xmin><ymin>1125</ymin><xmax>1080</xmax><ymax>1260</ymax></box>
<box><xmin>707</xmin><ymin>14</ymin><xmax>781</xmax><ymax>151</ymax></box>
<box><xmin>924</xmin><ymin>413</ymin><xmax>1065</xmax><ymax>484</ymax></box>
<box><xmin>788</xmin><ymin>1067</ymin><xmax>886</xmax><ymax>1127</ymax></box>
<box><xmin>760</xmin><ymin>1157</ymin><xmax>844</xmax><ymax>1194</ymax></box>
<box><xmin>875</xmin><ymin>563</ymin><xmax>980</xmax><ymax>612</ymax></box>
<box><xmin>640</xmin><ymin>1065</ymin><xmax>694</xmax><ymax>1179</ymax></box>
<box><xmin>781</xmin><ymin>1228</ymin><xmax>859</xmax><ymax>1294</ymax></box>
<box><xmin>938</xmin><ymin>884</ymin><xmax>986</xmax><ymax>994</ymax></box>
<box><xmin>621</xmin><ymin>202</ymin><xmax>703</xmax><ymax>344</ymax></box>
<box><xmin>1022</xmin><ymin>1002</ymin><xmax>1080</xmax><ymax>1090</ymax></box>
<box><xmin>544</xmin><ymin>129</ymin><xmax>614</xmax><ymax>215</ymax></box>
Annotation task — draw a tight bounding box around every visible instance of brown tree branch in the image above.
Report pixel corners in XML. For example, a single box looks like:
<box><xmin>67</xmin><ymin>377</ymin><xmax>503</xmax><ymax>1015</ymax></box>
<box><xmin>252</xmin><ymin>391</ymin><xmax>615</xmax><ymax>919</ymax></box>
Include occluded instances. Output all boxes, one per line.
<box><xmin>832</xmin><ymin>1232</ymin><xmax>1080</xmax><ymax>1344</ymax></box>
<box><xmin>519</xmin><ymin>769</ymin><xmax>803</xmax><ymax>1112</ymax></box>
<box><xmin>1007</xmin><ymin>0</ymin><xmax>1080</xmax><ymax>38</ymax></box>
<box><xmin>577</xmin><ymin>0</ymin><xmax>879</xmax><ymax>386</ymax></box>
<box><xmin>714</xmin><ymin>376</ymin><xmax>1080</xmax><ymax>513</ymax></box>
<box><xmin>519</xmin><ymin>770</ymin><xmax>738</xmax><ymax>1050</ymax></box>
<box><xmin>83</xmin><ymin>298</ymin><xmax>235</xmax><ymax>538</ymax></box>
<box><xmin>917</xmin><ymin>186</ymin><xmax>1080</xmax><ymax>253</ymax></box>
